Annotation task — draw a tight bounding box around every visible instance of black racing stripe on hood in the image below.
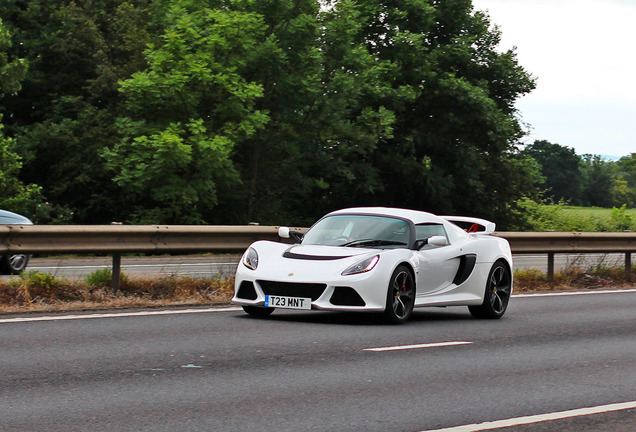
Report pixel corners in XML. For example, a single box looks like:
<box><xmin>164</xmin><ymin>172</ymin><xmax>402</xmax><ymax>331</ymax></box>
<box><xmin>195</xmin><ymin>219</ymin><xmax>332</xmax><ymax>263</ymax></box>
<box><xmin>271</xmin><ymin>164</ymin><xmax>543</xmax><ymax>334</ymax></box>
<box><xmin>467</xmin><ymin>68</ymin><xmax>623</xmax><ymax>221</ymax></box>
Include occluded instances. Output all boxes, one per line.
<box><xmin>282</xmin><ymin>250</ymin><xmax>352</xmax><ymax>261</ymax></box>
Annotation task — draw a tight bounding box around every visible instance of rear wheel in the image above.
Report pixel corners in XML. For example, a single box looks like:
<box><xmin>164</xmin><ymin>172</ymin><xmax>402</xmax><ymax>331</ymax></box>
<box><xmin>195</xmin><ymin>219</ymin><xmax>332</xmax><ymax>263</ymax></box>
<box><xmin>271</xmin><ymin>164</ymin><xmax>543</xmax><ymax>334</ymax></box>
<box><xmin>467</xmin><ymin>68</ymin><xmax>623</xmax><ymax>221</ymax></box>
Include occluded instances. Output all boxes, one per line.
<box><xmin>384</xmin><ymin>265</ymin><xmax>415</xmax><ymax>324</ymax></box>
<box><xmin>468</xmin><ymin>261</ymin><xmax>511</xmax><ymax>319</ymax></box>
<box><xmin>0</xmin><ymin>254</ymin><xmax>30</xmax><ymax>275</ymax></box>
<box><xmin>242</xmin><ymin>305</ymin><xmax>275</xmax><ymax>317</ymax></box>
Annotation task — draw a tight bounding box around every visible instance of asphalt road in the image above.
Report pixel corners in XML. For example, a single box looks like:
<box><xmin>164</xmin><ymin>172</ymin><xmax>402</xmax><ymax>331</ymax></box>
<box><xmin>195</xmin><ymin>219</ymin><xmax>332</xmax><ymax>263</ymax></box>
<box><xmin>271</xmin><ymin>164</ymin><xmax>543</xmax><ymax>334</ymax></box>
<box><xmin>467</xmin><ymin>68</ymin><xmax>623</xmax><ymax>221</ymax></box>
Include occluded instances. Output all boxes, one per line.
<box><xmin>14</xmin><ymin>252</ymin><xmax>632</xmax><ymax>279</ymax></box>
<box><xmin>1</xmin><ymin>290</ymin><xmax>635</xmax><ymax>431</ymax></box>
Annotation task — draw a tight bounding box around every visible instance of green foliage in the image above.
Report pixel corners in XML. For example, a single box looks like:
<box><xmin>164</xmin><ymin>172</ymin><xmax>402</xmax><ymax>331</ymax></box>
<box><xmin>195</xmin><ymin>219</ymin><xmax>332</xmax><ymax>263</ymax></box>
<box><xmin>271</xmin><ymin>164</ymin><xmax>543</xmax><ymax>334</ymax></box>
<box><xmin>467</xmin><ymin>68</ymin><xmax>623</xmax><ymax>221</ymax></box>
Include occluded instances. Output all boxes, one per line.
<box><xmin>321</xmin><ymin>0</ymin><xmax>538</xmax><ymax>227</ymax></box>
<box><xmin>610</xmin><ymin>204</ymin><xmax>634</xmax><ymax>231</ymax></box>
<box><xmin>522</xmin><ymin>140</ymin><xmax>583</xmax><ymax>204</ymax></box>
<box><xmin>0</xmin><ymin>0</ymin><xmax>154</xmax><ymax>223</ymax></box>
<box><xmin>580</xmin><ymin>154</ymin><xmax>617</xmax><ymax>207</ymax></box>
<box><xmin>85</xmin><ymin>268</ymin><xmax>114</xmax><ymax>288</ymax></box>
<box><xmin>0</xmin><ymin>0</ymin><xmax>548</xmax><ymax>227</ymax></box>
<box><xmin>0</xmin><ymin>18</ymin><xmax>27</xmax><ymax>95</ymax></box>
<box><xmin>107</xmin><ymin>0</ymin><xmax>270</xmax><ymax>223</ymax></box>
<box><xmin>511</xmin><ymin>199</ymin><xmax>636</xmax><ymax>232</ymax></box>
<box><xmin>616</xmin><ymin>153</ymin><xmax>636</xmax><ymax>207</ymax></box>
<box><xmin>86</xmin><ymin>268</ymin><xmax>129</xmax><ymax>288</ymax></box>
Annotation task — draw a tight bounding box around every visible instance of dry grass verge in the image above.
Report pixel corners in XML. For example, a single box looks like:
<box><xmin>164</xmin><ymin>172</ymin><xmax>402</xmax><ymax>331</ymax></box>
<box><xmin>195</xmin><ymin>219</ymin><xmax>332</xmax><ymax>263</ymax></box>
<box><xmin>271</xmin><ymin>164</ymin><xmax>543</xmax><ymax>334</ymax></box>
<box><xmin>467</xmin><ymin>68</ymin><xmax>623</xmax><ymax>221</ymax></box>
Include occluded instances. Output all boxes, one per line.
<box><xmin>0</xmin><ymin>270</ymin><xmax>234</xmax><ymax>314</ymax></box>
<box><xmin>514</xmin><ymin>265</ymin><xmax>634</xmax><ymax>292</ymax></box>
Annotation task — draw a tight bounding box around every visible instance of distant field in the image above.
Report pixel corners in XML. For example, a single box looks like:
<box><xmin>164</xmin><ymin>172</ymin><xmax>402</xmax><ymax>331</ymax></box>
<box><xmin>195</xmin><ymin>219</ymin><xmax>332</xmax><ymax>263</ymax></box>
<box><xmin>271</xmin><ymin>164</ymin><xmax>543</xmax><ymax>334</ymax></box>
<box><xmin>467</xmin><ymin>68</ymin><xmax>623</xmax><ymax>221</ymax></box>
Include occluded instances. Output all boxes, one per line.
<box><xmin>561</xmin><ymin>206</ymin><xmax>636</xmax><ymax>218</ymax></box>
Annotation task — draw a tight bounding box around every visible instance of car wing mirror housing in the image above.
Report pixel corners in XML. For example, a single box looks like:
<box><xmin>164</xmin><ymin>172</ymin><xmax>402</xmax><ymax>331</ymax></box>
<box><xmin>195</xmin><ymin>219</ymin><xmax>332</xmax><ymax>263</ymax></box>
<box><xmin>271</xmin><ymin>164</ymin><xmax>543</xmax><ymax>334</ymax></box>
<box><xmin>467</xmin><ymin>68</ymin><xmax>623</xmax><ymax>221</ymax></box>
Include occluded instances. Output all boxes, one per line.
<box><xmin>428</xmin><ymin>236</ymin><xmax>448</xmax><ymax>247</ymax></box>
<box><xmin>278</xmin><ymin>226</ymin><xmax>303</xmax><ymax>243</ymax></box>
<box><xmin>278</xmin><ymin>226</ymin><xmax>291</xmax><ymax>239</ymax></box>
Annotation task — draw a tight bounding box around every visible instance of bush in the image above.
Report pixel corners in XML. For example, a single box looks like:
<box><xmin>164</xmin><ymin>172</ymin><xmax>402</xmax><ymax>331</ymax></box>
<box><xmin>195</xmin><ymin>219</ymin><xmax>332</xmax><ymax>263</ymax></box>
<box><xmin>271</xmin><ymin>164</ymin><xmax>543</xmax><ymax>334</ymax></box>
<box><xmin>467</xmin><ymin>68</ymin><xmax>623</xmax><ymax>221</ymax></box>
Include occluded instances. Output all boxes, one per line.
<box><xmin>512</xmin><ymin>198</ymin><xmax>636</xmax><ymax>231</ymax></box>
<box><xmin>85</xmin><ymin>268</ymin><xmax>129</xmax><ymax>288</ymax></box>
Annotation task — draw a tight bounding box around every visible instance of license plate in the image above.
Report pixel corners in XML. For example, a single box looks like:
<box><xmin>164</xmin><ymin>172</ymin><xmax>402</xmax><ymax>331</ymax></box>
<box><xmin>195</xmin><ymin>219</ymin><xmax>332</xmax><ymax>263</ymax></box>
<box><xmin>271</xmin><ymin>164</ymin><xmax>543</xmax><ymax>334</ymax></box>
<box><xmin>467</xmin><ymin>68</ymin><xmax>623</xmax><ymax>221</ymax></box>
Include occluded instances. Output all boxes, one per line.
<box><xmin>264</xmin><ymin>295</ymin><xmax>311</xmax><ymax>310</ymax></box>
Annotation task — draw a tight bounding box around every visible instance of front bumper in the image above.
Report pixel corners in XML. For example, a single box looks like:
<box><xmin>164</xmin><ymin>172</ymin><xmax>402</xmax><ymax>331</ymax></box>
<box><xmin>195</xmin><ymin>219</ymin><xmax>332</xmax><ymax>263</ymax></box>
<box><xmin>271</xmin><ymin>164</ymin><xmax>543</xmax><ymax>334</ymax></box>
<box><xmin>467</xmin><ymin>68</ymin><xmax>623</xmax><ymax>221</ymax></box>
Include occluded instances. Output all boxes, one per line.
<box><xmin>232</xmin><ymin>275</ymin><xmax>387</xmax><ymax>312</ymax></box>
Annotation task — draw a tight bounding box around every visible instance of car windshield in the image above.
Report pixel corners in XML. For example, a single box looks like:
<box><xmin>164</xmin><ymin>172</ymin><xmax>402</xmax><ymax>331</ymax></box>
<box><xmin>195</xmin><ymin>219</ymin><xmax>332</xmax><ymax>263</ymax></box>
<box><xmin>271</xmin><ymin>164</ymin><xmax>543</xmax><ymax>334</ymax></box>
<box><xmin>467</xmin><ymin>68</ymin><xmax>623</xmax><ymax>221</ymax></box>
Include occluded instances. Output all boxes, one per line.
<box><xmin>302</xmin><ymin>215</ymin><xmax>411</xmax><ymax>248</ymax></box>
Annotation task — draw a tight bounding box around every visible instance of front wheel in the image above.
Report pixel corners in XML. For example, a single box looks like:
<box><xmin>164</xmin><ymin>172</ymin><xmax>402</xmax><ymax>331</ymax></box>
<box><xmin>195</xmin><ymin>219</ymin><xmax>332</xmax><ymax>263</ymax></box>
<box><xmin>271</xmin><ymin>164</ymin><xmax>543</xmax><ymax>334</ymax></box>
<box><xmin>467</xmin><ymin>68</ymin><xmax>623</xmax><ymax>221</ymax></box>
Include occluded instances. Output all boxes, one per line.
<box><xmin>468</xmin><ymin>261</ymin><xmax>511</xmax><ymax>319</ymax></box>
<box><xmin>384</xmin><ymin>265</ymin><xmax>415</xmax><ymax>324</ymax></box>
<box><xmin>0</xmin><ymin>254</ymin><xmax>30</xmax><ymax>275</ymax></box>
<box><xmin>242</xmin><ymin>305</ymin><xmax>275</xmax><ymax>317</ymax></box>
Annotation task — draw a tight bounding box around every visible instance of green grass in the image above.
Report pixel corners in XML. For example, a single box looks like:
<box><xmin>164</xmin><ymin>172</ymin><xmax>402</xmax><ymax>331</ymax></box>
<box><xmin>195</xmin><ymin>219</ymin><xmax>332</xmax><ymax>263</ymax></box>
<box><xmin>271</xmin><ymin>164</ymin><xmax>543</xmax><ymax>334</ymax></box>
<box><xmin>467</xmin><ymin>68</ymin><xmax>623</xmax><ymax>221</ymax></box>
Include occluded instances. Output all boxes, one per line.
<box><xmin>516</xmin><ymin>201</ymin><xmax>636</xmax><ymax>231</ymax></box>
<box><xmin>561</xmin><ymin>206</ymin><xmax>636</xmax><ymax>219</ymax></box>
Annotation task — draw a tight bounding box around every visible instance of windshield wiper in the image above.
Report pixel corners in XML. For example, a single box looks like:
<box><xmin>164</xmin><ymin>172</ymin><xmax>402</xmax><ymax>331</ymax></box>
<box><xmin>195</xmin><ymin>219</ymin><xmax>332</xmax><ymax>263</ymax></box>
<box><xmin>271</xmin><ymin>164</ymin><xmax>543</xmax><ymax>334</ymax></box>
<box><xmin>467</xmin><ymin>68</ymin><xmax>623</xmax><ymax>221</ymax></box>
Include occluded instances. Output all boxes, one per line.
<box><xmin>342</xmin><ymin>239</ymin><xmax>407</xmax><ymax>248</ymax></box>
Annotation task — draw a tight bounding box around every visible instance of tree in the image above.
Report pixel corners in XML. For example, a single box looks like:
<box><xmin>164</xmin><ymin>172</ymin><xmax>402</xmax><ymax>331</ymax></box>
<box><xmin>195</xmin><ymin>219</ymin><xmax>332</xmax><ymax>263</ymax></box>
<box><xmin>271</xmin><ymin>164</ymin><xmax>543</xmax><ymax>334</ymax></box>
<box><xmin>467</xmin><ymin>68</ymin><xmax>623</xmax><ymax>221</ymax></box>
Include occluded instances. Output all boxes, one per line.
<box><xmin>316</xmin><ymin>0</ymin><xmax>538</xmax><ymax>227</ymax></box>
<box><xmin>580</xmin><ymin>154</ymin><xmax>617</xmax><ymax>207</ymax></box>
<box><xmin>105</xmin><ymin>0</ymin><xmax>269</xmax><ymax>223</ymax></box>
<box><xmin>616</xmin><ymin>153</ymin><xmax>636</xmax><ymax>207</ymax></box>
<box><xmin>0</xmin><ymin>1</ymin><xmax>542</xmax><ymax>227</ymax></box>
<box><xmin>0</xmin><ymin>18</ymin><xmax>38</xmax><ymax>215</ymax></box>
<box><xmin>522</xmin><ymin>140</ymin><xmax>583</xmax><ymax>204</ymax></box>
<box><xmin>0</xmin><ymin>0</ymin><xmax>154</xmax><ymax>222</ymax></box>
<box><xmin>225</xmin><ymin>0</ymin><xmax>398</xmax><ymax>224</ymax></box>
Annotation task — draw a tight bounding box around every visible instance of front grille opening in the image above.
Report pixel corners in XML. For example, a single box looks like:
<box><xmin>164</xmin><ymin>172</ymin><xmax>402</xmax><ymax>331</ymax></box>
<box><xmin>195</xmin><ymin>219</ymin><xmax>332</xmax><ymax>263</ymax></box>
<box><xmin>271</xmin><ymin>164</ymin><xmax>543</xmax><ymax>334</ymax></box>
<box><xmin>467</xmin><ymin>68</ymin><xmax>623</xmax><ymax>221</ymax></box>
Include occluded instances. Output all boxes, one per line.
<box><xmin>257</xmin><ymin>280</ymin><xmax>327</xmax><ymax>301</ymax></box>
<box><xmin>330</xmin><ymin>286</ymin><xmax>366</xmax><ymax>306</ymax></box>
<box><xmin>237</xmin><ymin>281</ymin><xmax>257</xmax><ymax>300</ymax></box>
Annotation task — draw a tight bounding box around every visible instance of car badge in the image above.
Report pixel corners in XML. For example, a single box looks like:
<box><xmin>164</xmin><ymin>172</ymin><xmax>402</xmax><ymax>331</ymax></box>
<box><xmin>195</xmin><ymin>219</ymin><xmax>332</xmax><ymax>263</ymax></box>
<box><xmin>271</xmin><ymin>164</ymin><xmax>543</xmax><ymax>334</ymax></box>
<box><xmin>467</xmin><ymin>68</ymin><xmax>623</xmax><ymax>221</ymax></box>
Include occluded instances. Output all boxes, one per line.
<box><xmin>288</xmin><ymin>273</ymin><xmax>294</xmax><ymax>277</ymax></box>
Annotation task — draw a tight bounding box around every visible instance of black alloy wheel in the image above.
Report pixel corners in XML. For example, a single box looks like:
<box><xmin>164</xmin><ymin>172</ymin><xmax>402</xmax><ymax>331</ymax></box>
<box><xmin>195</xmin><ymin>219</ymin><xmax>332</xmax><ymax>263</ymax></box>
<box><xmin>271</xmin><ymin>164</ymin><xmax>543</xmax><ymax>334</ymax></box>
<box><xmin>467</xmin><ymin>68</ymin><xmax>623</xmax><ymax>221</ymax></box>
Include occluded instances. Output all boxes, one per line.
<box><xmin>384</xmin><ymin>265</ymin><xmax>415</xmax><ymax>324</ymax></box>
<box><xmin>468</xmin><ymin>261</ymin><xmax>512</xmax><ymax>319</ymax></box>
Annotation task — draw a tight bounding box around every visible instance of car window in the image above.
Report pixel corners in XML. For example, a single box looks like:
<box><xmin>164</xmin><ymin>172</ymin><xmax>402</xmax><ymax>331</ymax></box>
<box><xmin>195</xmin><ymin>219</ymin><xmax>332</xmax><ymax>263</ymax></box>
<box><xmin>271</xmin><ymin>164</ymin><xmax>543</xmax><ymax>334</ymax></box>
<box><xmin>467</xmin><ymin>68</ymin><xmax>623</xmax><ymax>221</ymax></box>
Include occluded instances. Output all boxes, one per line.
<box><xmin>303</xmin><ymin>215</ymin><xmax>411</xmax><ymax>248</ymax></box>
<box><xmin>415</xmin><ymin>223</ymin><xmax>448</xmax><ymax>249</ymax></box>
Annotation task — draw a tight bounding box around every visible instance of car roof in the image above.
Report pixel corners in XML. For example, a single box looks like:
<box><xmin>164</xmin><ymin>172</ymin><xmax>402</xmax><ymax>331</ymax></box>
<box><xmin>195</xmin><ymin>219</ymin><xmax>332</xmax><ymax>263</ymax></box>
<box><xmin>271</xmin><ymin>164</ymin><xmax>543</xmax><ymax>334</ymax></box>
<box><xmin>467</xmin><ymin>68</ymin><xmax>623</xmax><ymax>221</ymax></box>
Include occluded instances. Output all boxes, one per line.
<box><xmin>326</xmin><ymin>207</ymin><xmax>446</xmax><ymax>225</ymax></box>
<box><xmin>0</xmin><ymin>209</ymin><xmax>33</xmax><ymax>225</ymax></box>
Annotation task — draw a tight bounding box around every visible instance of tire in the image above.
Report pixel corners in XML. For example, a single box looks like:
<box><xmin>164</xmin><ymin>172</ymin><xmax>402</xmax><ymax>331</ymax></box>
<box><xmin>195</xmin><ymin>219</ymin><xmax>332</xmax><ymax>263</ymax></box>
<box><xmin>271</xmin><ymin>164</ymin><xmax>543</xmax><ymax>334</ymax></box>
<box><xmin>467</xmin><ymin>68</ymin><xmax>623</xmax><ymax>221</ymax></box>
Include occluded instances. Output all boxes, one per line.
<box><xmin>468</xmin><ymin>261</ymin><xmax>511</xmax><ymax>319</ymax></box>
<box><xmin>0</xmin><ymin>254</ymin><xmax>30</xmax><ymax>275</ymax></box>
<box><xmin>384</xmin><ymin>265</ymin><xmax>415</xmax><ymax>324</ymax></box>
<box><xmin>242</xmin><ymin>305</ymin><xmax>275</xmax><ymax>317</ymax></box>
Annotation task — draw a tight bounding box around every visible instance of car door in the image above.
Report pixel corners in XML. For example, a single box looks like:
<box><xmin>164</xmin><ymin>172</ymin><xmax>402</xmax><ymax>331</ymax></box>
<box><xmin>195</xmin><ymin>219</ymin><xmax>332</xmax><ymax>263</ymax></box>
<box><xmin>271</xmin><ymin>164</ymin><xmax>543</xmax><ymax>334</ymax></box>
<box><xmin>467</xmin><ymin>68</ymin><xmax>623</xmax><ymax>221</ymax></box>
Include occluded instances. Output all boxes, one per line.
<box><xmin>413</xmin><ymin>223</ymin><xmax>462</xmax><ymax>295</ymax></box>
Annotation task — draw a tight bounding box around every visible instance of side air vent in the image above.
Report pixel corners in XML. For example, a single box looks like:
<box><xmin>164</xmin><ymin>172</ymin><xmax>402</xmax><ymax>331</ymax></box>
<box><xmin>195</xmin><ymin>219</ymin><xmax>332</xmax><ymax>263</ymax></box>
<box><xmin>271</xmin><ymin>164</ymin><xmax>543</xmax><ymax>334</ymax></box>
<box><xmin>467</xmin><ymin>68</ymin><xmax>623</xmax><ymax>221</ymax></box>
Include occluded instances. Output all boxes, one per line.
<box><xmin>453</xmin><ymin>254</ymin><xmax>477</xmax><ymax>286</ymax></box>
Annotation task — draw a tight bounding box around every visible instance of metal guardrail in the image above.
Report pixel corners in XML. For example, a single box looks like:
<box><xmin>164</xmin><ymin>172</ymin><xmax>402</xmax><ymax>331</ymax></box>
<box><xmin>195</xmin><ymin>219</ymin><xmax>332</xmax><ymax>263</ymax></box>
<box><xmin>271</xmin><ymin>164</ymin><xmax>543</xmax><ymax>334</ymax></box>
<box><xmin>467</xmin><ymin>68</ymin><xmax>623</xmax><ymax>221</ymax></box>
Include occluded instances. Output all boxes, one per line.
<box><xmin>1</xmin><ymin>226</ymin><xmax>635</xmax><ymax>288</ymax></box>
<box><xmin>497</xmin><ymin>231</ymin><xmax>635</xmax><ymax>282</ymax></box>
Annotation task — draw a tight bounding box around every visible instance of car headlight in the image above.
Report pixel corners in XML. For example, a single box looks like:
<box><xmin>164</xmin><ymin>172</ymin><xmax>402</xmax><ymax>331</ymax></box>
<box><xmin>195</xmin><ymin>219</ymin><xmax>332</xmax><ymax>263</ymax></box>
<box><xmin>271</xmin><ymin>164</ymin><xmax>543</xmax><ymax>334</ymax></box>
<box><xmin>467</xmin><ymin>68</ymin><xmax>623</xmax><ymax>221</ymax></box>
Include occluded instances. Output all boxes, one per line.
<box><xmin>243</xmin><ymin>247</ymin><xmax>259</xmax><ymax>270</ymax></box>
<box><xmin>342</xmin><ymin>255</ymin><xmax>379</xmax><ymax>276</ymax></box>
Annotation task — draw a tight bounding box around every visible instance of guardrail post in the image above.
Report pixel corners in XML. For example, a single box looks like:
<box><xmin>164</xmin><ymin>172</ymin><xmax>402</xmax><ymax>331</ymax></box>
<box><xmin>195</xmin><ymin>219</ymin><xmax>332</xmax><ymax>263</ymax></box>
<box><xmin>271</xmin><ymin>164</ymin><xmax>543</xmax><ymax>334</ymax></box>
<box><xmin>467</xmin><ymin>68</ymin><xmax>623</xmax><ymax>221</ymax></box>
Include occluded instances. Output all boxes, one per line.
<box><xmin>547</xmin><ymin>252</ymin><xmax>555</xmax><ymax>282</ymax></box>
<box><xmin>112</xmin><ymin>254</ymin><xmax>121</xmax><ymax>292</ymax></box>
<box><xmin>627</xmin><ymin>252</ymin><xmax>632</xmax><ymax>283</ymax></box>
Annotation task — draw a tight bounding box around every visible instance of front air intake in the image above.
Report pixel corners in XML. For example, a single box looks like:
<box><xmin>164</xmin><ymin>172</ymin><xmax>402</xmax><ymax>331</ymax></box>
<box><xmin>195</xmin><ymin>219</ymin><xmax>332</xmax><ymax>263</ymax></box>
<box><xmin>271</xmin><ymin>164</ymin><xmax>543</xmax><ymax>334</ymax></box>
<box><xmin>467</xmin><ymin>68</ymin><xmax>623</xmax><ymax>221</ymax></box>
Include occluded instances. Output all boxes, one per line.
<box><xmin>330</xmin><ymin>287</ymin><xmax>366</xmax><ymax>306</ymax></box>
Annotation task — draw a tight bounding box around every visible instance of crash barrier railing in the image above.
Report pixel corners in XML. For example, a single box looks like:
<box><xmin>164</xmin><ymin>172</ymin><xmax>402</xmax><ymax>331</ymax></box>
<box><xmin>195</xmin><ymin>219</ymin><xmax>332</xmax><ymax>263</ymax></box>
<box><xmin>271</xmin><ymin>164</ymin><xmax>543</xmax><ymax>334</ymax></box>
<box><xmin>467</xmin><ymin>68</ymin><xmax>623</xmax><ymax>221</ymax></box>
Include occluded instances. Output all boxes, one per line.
<box><xmin>1</xmin><ymin>226</ymin><xmax>635</xmax><ymax>289</ymax></box>
<box><xmin>500</xmin><ymin>231</ymin><xmax>635</xmax><ymax>282</ymax></box>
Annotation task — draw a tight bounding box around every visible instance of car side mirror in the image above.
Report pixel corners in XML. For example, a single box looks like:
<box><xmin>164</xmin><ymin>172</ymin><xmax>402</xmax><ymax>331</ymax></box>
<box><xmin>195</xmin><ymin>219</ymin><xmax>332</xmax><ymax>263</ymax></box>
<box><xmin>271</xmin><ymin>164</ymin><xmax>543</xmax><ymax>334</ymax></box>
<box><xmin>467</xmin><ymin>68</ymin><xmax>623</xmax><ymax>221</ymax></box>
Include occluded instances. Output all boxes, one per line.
<box><xmin>278</xmin><ymin>226</ymin><xmax>290</xmax><ymax>238</ymax></box>
<box><xmin>278</xmin><ymin>226</ymin><xmax>303</xmax><ymax>243</ymax></box>
<box><xmin>428</xmin><ymin>236</ymin><xmax>448</xmax><ymax>247</ymax></box>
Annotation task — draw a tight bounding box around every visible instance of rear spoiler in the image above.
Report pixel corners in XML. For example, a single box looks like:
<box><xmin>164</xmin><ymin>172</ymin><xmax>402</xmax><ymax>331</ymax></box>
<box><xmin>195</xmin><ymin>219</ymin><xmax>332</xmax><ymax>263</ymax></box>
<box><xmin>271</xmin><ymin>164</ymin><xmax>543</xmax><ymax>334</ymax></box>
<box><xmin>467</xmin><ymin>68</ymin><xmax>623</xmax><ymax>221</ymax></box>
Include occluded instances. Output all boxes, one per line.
<box><xmin>440</xmin><ymin>216</ymin><xmax>496</xmax><ymax>234</ymax></box>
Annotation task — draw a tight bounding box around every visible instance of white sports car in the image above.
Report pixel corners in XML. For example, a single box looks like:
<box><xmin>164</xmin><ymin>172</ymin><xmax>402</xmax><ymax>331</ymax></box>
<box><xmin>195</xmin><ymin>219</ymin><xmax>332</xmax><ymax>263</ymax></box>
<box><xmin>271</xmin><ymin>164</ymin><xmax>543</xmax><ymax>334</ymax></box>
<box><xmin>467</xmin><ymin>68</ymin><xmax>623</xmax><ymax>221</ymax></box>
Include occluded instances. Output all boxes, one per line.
<box><xmin>233</xmin><ymin>207</ymin><xmax>512</xmax><ymax>323</ymax></box>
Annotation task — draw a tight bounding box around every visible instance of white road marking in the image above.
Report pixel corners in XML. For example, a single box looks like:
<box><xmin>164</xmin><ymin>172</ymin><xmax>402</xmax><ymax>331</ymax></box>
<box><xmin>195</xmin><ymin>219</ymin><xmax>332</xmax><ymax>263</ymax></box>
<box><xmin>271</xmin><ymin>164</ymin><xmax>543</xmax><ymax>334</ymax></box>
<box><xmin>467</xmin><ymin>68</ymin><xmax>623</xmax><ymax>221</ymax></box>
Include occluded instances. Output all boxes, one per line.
<box><xmin>1</xmin><ymin>289</ymin><xmax>633</xmax><ymax>325</ymax></box>
<box><xmin>513</xmin><ymin>288</ymin><xmax>636</xmax><ymax>298</ymax></box>
<box><xmin>416</xmin><ymin>400</ymin><xmax>636</xmax><ymax>432</ymax></box>
<box><xmin>0</xmin><ymin>307</ymin><xmax>243</xmax><ymax>324</ymax></box>
<box><xmin>364</xmin><ymin>341</ymin><xmax>472</xmax><ymax>352</ymax></box>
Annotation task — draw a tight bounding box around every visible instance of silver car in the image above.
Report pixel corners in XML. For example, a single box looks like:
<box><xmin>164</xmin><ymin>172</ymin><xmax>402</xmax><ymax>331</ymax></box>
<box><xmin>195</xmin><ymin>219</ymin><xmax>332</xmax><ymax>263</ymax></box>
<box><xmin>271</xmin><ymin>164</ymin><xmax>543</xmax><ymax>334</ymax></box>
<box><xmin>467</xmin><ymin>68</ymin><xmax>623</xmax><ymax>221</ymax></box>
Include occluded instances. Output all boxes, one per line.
<box><xmin>0</xmin><ymin>209</ymin><xmax>32</xmax><ymax>274</ymax></box>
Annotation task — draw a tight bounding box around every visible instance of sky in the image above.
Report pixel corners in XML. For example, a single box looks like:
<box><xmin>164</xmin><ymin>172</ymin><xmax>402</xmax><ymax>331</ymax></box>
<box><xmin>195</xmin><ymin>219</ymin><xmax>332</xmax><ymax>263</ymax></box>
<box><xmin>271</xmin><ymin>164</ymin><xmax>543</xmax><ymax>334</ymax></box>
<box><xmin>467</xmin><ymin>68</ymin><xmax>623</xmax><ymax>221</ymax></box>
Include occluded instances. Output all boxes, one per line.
<box><xmin>471</xmin><ymin>0</ymin><xmax>636</xmax><ymax>158</ymax></box>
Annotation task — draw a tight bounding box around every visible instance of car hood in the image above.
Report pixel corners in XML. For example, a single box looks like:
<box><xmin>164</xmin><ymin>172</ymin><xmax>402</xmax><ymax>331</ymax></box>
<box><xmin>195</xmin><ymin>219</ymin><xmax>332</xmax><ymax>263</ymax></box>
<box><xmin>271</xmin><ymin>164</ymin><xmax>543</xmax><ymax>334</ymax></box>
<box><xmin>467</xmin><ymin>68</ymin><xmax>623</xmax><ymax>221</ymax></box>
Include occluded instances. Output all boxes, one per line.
<box><xmin>240</xmin><ymin>240</ymin><xmax>420</xmax><ymax>285</ymax></box>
